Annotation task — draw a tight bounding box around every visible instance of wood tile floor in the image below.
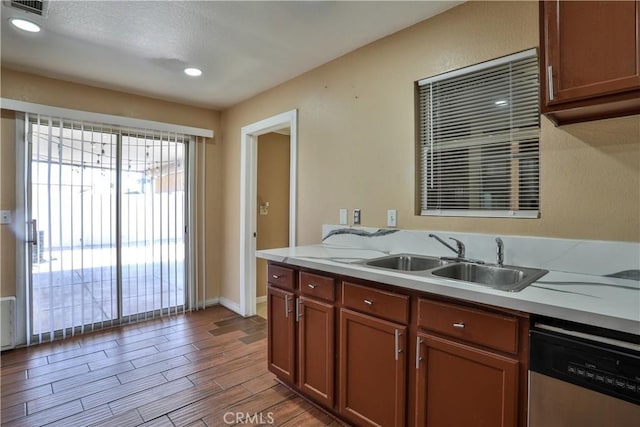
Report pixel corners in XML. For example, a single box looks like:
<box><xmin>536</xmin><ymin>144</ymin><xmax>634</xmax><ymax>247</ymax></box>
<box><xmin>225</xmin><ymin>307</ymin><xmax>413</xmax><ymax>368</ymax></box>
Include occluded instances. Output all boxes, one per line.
<box><xmin>0</xmin><ymin>306</ymin><xmax>343</xmax><ymax>427</ymax></box>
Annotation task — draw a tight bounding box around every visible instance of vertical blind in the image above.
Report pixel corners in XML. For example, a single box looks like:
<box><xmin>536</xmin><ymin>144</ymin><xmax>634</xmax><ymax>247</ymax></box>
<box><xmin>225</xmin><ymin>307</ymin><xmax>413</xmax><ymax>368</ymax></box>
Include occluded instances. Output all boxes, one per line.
<box><xmin>417</xmin><ymin>49</ymin><xmax>540</xmax><ymax>217</ymax></box>
<box><xmin>26</xmin><ymin>114</ymin><xmax>204</xmax><ymax>344</ymax></box>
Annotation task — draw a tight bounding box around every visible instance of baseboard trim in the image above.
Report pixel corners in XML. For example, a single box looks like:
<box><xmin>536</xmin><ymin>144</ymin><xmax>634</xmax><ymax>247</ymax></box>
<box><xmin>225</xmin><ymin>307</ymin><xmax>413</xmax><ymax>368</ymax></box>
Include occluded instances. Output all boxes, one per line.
<box><xmin>204</xmin><ymin>297</ymin><xmax>220</xmax><ymax>307</ymax></box>
<box><xmin>256</xmin><ymin>295</ymin><xmax>267</xmax><ymax>304</ymax></box>
<box><xmin>218</xmin><ymin>297</ymin><xmax>242</xmax><ymax>315</ymax></box>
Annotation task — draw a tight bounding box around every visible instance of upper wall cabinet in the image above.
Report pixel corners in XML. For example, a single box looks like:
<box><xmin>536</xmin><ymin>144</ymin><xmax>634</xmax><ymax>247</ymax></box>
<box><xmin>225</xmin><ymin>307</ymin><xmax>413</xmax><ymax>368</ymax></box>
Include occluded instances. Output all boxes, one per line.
<box><xmin>540</xmin><ymin>0</ymin><xmax>640</xmax><ymax>125</ymax></box>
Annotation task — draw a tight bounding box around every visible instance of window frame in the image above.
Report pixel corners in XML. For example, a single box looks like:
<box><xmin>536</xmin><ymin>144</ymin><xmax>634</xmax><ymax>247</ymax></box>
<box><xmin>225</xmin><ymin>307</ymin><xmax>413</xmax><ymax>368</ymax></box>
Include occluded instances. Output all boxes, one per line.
<box><xmin>415</xmin><ymin>48</ymin><xmax>540</xmax><ymax>219</ymax></box>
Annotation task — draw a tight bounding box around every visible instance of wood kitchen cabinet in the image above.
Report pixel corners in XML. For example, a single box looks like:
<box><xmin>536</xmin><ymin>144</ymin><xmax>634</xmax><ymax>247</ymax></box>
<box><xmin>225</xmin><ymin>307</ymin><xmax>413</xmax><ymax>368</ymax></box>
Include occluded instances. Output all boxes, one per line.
<box><xmin>339</xmin><ymin>282</ymin><xmax>409</xmax><ymax>427</ymax></box>
<box><xmin>297</xmin><ymin>272</ymin><xmax>336</xmax><ymax>407</ymax></box>
<box><xmin>415</xmin><ymin>298</ymin><xmax>522</xmax><ymax>427</ymax></box>
<box><xmin>339</xmin><ymin>308</ymin><xmax>407</xmax><ymax>427</ymax></box>
<box><xmin>267</xmin><ymin>285</ymin><xmax>296</xmax><ymax>384</ymax></box>
<box><xmin>267</xmin><ymin>267</ymin><xmax>337</xmax><ymax>407</ymax></box>
<box><xmin>540</xmin><ymin>0</ymin><xmax>640</xmax><ymax>124</ymax></box>
<box><xmin>415</xmin><ymin>333</ymin><xmax>519</xmax><ymax>427</ymax></box>
<box><xmin>266</xmin><ymin>262</ymin><xmax>529</xmax><ymax>427</ymax></box>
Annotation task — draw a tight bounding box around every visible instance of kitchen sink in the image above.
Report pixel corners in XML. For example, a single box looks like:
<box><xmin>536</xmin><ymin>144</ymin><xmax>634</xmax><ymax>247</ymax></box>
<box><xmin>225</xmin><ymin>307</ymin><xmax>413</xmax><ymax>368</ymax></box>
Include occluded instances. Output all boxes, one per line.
<box><xmin>364</xmin><ymin>254</ymin><xmax>448</xmax><ymax>272</ymax></box>
<box><xmin>360</xmin><ymin>253</ymin><xmax>547</xmax><ymax>292</ymax></box>
<box><xmin>431</xmin><ymin>263</ymin><xmax>548</xmax><ymax>292</ymax></box>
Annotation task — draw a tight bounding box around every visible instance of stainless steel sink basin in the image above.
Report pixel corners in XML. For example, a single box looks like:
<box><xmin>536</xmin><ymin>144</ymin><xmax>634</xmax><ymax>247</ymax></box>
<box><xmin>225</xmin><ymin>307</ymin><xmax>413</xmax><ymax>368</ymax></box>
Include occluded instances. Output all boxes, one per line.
<box><xmin>364</xmin><ymin>254</ymin><xmax>447</xmax><ymax>272</ymax></box>
<box><xmin>431</xmin><ymin>263</ymin><xmax>548</xmax><ymax>292</ymax></box>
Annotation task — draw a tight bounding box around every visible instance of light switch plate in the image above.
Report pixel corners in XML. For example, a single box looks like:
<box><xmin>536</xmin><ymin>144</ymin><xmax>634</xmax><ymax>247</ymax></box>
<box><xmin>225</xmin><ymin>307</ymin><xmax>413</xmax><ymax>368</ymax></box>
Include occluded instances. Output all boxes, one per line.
<box><xmin>0</xmin><ymin>210</ymin><xmax>11</xmax><ymax>225</ymax></box>
<box><xmin>387</xmin><ymin>209</ymin><xmax>397</xmax><ymax>227</ymax></box>
<box><xmin>339</xmin><ymin>209</ymin><xmax>348</xmax><ymax>225</ymax></box>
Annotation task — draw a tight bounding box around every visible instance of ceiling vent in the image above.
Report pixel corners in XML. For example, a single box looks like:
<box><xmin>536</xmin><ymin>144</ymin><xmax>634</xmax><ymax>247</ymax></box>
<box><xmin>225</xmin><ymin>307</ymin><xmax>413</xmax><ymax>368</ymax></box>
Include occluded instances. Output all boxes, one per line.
<box><xmin>4</xmin><ymin>0</ymin><xmax>48</xmax><ymax>16</ymax></box>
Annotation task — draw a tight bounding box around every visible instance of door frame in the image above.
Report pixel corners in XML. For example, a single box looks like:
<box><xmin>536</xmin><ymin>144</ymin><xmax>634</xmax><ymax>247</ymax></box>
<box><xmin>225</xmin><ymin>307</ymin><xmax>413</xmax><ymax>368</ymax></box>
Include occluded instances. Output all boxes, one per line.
<box><xmin>239</xmin><ymin>109</ymin><xmax>297</xmax><ymax>317</ymax></box>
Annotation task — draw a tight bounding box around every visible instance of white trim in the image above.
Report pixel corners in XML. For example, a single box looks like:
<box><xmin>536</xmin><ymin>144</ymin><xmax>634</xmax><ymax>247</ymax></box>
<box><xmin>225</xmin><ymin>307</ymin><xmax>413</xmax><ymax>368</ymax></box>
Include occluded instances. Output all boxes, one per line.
<box><xmin>218</xmin><ymin>297</ymin><xmax>242</xmax><ymax>315</ymax></box>
<box><xmin>0</xmin><ymin>98</ymin><xmax>214</xmax><ymax>138</ymax></box>
<box><xmin>256</xmin><ymin>295</ymin><xmax>267</xmax><ymax>304</ymax></box>
<box><xmin>418</xmin><ymin>48</ymin><xmax>537</xmax><ymax>86</ymax></box>
<box><xmin>240</xmin><ymin>109</ymin><xmax>298</xmax><ymax>317</ymax></box>
<box><xmin>204</xmin><ymin>297</ymin><xmax>220</xmax><ymax>307</ymax></box>
<box><xmin>203</xmin><ymin>297</ymin><xmax>242</xmax><ymax>316</ymax></box>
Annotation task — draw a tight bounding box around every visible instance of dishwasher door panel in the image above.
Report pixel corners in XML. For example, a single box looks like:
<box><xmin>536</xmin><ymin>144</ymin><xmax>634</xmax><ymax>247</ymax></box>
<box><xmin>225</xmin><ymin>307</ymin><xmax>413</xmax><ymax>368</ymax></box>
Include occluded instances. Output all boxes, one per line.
<box><xmin>529</xmin><ymin>372</ymin><xmax>640</xmax><ymax>427</ymax></box>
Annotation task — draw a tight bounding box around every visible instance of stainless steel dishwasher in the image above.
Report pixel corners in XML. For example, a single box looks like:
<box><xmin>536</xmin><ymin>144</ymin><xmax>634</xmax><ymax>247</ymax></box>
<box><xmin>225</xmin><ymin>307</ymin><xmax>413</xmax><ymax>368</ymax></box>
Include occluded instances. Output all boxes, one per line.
<box><xmin>529</xmin><ymin>318</ymin><xmax>640</xmax><ymax>427</ymax></box>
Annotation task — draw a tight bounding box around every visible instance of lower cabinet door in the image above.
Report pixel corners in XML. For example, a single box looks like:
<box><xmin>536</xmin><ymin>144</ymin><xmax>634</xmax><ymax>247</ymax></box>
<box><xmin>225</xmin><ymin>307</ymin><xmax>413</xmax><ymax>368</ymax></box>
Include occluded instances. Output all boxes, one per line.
<box><xmin>297</xmin><ymin>296</ymin><xmax>335</xmax><ymax>407</ymax></box>
<box><xmin>267</xmin><ymin>286</ymin><xmax>295</xmax><ymax>384</ymax></box>
<box><xmin>415</xmin><ymin>332</ymin><xmax>519</xmax><ymax>427</ymax></box>
<box><xmin>339</xmin><ymin>308</ymin><xmax>406</xmax><ymax>427</ymax></box>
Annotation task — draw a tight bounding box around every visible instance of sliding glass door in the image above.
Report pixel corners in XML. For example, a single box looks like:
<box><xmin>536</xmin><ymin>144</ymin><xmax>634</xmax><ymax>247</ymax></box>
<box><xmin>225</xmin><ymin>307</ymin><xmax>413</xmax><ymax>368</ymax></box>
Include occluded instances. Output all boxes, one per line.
<box><xmin>25</xmin><ymin>115</ymin><xmax>187</xmax><ymax>342</ymax></box>
<box><xmin>120</xmin><ymin>132</ymin><xmax>186</xmax><ymax>318</ymax></box>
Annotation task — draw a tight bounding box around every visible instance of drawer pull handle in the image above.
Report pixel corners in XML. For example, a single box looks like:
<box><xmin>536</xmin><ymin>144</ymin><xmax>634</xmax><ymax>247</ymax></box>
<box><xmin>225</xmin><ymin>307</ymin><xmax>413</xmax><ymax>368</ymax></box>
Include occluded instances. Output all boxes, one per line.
<box><xmin>453</xmin><ymin>322</ymin><xmax>465</xmax><ymax>329</ymax></box>
<box><xmin>363</xmin><ymin>299</ymin><xmax>373</xmax><ymax>305</ymax></box>
<box><xmin>416</xmin><ymin>337</ymin><xmax>423</xmax><ymax>369</ymax></box>
<box><xmin>307</xmin><ymin>283</ymin><xmax>317</xmax><ymax>289</ymax></box>
<box><xmin>272</xmin><ymin>274</ymin><xmax>281</xmax><ymax>279</ymax></box>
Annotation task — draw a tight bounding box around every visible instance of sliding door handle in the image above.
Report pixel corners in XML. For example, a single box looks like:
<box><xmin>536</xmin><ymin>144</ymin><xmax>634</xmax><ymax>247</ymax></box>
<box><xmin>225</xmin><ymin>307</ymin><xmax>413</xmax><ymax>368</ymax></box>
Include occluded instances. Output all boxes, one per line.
<box><xmin>26</xmin><ymin>219</ymin><xmax>37</xmax><ymax>246</ymax></box>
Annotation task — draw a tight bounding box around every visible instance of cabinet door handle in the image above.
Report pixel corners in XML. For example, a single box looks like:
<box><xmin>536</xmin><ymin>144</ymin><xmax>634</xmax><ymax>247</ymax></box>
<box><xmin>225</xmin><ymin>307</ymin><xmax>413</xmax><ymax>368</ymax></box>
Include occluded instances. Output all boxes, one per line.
<box><xmin>296</xmin><ymin>298</ymin><xmax>303</xmax><ymax>322</ymax></box>
<box><xmin>416</xmin><ymin>337</ymin><xmax>423</xmax><ymax>369</ymax></box>
<box><xmin>453</xmin><ymin>321</ymin><xmax>465</xmax><ymax>329</ymax></box>
<box><xmin>272</xmin><ymin>274</ymin><xmax>281</xmax><ymax>279</ymax></box>
<box><xmin>307</xmin><ymin>283</ymin><xmax>317</xmax><ymax>289</ymax></box>
<box><xmin>363</xmin><ymin>299</ymin><xmax>373</xmax><ymax>305</ymax></box>
<box><xmin>284</xmin><ymin>294</ymin><xmax>290</xmax><ymax>318</ymax></box>
<box><xmin>394</xmin><ymin>329</ymin><xmax>402</xmax><ymax>361</ymax></box>
<box><xmin>547</xmin><ymin>65</ymin><xmax>554</xmax><ymax>101</ymax></box>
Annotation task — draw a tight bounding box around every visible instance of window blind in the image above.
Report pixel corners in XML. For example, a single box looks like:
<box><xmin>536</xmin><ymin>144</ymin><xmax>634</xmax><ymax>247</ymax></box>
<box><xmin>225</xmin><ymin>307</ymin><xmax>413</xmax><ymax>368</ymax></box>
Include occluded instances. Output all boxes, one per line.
<box><xmin>25</xmin><ymin>114</ymin><xmax>203</xmax><ymax>344</ymax></box>
<box><xmin>417</xmin><ymin>49</ymin><xmax>540</xmax><ymax>218</ymax></box>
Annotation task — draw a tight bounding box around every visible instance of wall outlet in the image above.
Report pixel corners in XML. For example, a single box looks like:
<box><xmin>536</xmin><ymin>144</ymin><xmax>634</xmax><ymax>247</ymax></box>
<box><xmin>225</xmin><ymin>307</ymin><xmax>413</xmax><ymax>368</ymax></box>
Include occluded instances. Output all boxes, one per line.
<box><xmin>0</xmin><ymin>210</ymin><xmax>11</xmax><ymax>225</ymax></box>
<box><xmin>353</xmin><ymin>209</ymin><xmax>361</xmax><ymax>225</ymax></box>
<box><xmin>387</xmin><ymin>209</ymin><xmax>397</xmax><ymax>227</ymax></box>
<box><xmin>339</xmin><ymin>208</ymin><xmax>348</xmax><ymax>225</ymax></box>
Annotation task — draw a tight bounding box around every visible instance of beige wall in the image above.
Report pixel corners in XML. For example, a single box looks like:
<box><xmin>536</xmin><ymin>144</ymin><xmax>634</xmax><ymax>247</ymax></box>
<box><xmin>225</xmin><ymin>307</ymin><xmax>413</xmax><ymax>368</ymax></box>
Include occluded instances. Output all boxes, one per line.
<box><xmin>0</xmin><ymin>69</ymin><xmax>222</xmax><ymax>301</ymax></box>
<box><xmin>256</xmin><ymin>132</ymin><xmax>291</xmax><ymax>298</ymax></box>
<box><xmin>1</xmin><ymin>110</ymin><xmax>17</xmax><ymax>297</ymax></box>
<box><xmin>1</xmin><ymin>1</ymin><xmax>638</xmax><ymax>310</ymax></box>
<box><xmin>219</xmin><ymin>1</ymin><xmax>640</xmax><ymax>304</ymax></box>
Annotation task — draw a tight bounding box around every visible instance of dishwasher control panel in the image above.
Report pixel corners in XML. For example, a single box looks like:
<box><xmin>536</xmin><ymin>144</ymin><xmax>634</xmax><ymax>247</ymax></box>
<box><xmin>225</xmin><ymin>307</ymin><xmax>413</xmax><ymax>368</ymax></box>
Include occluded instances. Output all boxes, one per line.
<box><xmin>530</xmin><ymin>329</ymin><xmax>640</xmax><ymax>405</ymax></box>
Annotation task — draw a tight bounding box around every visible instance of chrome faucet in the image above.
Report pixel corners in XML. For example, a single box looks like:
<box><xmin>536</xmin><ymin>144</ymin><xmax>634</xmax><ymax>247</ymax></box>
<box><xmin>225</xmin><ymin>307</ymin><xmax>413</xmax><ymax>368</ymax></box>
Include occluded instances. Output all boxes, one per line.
<box><xmin>428</xmin><ymin>233</ymin><xmax>485</xmax><ymax>264</ymax></box>
<box><xmin>496</xmin><ymin>237</ymin><xmax>504</xmax><ymax>267</ymax></box>
<box><xmin>428</xmin><ymin>233</ymin><xmax>465</xmax><ymax>258</ymax></box>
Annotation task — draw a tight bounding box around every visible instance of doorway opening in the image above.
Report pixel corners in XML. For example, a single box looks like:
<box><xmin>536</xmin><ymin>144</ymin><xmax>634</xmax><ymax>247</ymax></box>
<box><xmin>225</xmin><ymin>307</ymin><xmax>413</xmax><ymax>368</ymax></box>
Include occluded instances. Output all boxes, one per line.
<box><xmin>256</xmin><ymin>131</ymin><xmax>291</xmax><ymax>319</ymax></box>
<box><xmin>240</xmin><ymin>110</ymin><xmax>297</xmax><ymax>317</ymax></box>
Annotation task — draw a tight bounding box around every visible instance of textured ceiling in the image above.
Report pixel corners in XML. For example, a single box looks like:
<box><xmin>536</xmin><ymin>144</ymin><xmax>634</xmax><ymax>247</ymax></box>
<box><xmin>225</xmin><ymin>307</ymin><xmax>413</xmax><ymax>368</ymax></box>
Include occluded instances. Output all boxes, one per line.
<box><xmin>1</xmin><ymin>1</ymin><xmax>462</xmax><ymax>109</ymax></box>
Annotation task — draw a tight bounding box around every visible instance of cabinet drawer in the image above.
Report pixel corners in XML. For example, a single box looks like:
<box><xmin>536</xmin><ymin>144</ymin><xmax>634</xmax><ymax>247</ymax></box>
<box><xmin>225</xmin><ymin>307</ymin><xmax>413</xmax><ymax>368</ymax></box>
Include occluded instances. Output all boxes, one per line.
<box><xmin>418</xmin><ymin>299</ymin><xmax>518</xmax><ymax>354</ymax></box>
<box><xmin>342</xmin><ymin>282</ymin><xmax>409</xmax><ymax>325</ymax></box>
<box><xmin>267</xmin><ymin>264</ymin><xmax>295</xmax><ymax>290</ymax></box>
<box><xmin>299</xmin><ymin>272</ymin><xmax>335</xmax><ymax>301</ymax></box>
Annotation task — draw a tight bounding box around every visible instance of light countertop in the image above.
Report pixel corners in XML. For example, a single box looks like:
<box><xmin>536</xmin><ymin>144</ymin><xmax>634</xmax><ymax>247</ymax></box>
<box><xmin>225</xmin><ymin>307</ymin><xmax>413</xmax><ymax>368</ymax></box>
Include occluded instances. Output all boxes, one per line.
<box><xmin>257</xmin><ymin>243</ymin><xmax>640</xmax><ymax>336</ymax></box>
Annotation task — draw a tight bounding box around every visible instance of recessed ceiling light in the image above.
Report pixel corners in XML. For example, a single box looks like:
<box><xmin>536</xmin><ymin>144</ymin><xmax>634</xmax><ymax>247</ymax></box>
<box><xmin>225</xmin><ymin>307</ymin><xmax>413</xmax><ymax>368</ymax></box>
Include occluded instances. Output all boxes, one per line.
<box><xmin>184</xmin><ymin>68</ymin><xmax>202</xmax><ymax>77</ymax></box>
<box><xmin>10</xmin><ymin>18</ymin><xmax>41</xmax><ymax>33</ymax></box>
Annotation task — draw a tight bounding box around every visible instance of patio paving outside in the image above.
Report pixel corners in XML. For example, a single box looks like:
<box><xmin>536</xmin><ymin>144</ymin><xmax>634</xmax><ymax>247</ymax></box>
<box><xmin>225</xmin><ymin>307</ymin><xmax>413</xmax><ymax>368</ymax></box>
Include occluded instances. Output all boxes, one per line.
<box><xmin>31</xmin><ymin>242</ymin><xmax>185</xmax><ymax>335</ymax></box>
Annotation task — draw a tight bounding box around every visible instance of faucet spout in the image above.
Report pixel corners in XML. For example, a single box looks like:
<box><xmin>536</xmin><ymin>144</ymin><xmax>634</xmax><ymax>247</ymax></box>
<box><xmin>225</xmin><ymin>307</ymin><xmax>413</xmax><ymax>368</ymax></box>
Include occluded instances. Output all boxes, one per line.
<box><xmin>496</xmin><ymin>237</ymin><xmax>504</xmax><ymax>267</ymax></box>
<box><xmin>429</xmin><ymin>233</ymin><xmax>465</xmax><ymax>258</ymax></box>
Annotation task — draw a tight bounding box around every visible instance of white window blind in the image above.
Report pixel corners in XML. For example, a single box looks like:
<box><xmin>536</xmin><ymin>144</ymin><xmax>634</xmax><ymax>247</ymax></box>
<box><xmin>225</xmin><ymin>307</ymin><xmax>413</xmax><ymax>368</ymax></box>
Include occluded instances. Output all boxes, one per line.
<box><xmin>24</xmin><ymin>114</ymin><xmax>205</xmax><ymax>344</ymax></box>
<box><xmin>417</xmin><ymin>49</ymin><xmax>540</xmax><ymax>218</ymax></box>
